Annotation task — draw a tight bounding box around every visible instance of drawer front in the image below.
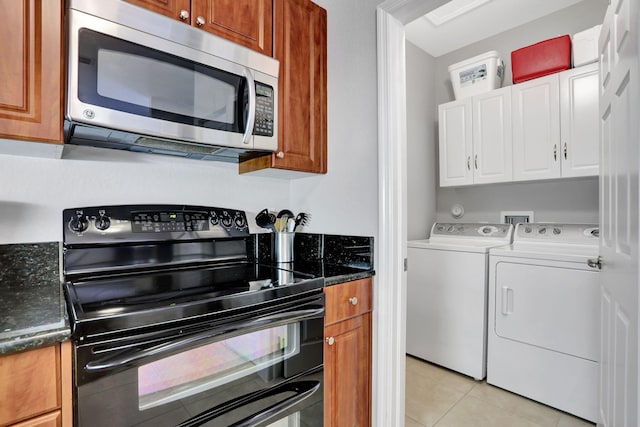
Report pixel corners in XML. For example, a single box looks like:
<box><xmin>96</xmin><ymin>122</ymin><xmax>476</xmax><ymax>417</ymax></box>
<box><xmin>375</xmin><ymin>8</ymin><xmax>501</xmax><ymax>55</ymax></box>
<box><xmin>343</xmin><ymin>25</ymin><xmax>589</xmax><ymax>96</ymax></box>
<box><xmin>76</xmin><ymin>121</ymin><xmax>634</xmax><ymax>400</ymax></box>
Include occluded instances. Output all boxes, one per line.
<box><xmin>9</xmin><ymin>410</ymin><xmax>61</xmax><ymax>427</ymax></box>
<box><xmin>325</xmin><ymin>278</ymin><xmax>372</xmax><ymax>325</ymax></box>
<box><xmin>0</xmin><ymin>345</ymin><xmax>60</xmax><ymax>426</ymax></box>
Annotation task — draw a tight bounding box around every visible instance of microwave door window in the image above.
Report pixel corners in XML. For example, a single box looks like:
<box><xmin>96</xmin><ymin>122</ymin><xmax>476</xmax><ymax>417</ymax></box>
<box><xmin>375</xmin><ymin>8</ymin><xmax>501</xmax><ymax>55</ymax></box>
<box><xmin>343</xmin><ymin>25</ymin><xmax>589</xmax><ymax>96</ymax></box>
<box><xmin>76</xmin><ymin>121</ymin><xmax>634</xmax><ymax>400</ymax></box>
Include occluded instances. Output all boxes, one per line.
<box><xmin>77</xmin><ymin>29</ymin><xmax>245</xmax><ymax>133</ymax></box>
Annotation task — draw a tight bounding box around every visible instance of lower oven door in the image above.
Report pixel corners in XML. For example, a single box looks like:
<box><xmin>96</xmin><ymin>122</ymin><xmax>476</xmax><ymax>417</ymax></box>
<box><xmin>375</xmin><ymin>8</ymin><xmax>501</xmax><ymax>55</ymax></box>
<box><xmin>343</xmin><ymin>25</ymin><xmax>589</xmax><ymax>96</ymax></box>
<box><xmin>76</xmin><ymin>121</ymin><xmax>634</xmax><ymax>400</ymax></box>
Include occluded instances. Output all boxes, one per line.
<box><xmin>73</xmin><ymin>294</ymin><xmax>324</xmax><ymax>427</ymax></box>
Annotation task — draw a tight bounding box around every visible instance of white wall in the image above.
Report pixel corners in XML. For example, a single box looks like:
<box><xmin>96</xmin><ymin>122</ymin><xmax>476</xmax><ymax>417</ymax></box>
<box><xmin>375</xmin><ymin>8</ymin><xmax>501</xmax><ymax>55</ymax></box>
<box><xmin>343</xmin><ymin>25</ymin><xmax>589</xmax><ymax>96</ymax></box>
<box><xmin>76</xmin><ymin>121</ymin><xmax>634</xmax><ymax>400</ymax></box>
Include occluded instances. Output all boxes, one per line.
<box><xmin>406</xmin><ymin>42</ymin><xmax>437</xmax><ymax>239</ymax></box>
<box><xmin>289</xmin><ymin>0</ymin><xmax>381</xmax><ymax>239</ymax></box>
<box><xmin>0</xmin><ymin>0</ymin><xmax>383</xmax><ymax>245</ymax></box>
<box><xmin>428</xmin><ymin>0</ymin><xmax>606</xmax><ymax>225</ymax></box>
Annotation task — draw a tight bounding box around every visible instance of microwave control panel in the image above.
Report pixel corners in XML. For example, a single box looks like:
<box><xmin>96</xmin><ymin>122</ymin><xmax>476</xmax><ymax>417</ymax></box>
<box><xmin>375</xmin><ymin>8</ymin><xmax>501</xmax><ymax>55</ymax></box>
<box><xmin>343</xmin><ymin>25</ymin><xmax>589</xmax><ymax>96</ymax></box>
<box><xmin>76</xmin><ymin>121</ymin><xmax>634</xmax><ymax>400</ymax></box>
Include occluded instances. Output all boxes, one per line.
<box><xmin>254</xmin><ymin>83</ymin><xmax>274</xmax><ymax>137</ymax></box>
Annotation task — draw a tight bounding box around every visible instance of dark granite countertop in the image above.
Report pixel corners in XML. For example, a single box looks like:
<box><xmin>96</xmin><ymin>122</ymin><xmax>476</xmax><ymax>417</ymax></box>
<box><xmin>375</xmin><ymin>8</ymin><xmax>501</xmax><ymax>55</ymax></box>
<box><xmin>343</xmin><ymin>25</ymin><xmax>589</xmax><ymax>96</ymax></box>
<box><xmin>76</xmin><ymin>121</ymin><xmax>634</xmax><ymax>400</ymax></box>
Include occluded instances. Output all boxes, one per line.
<box><xmin>275</xmin><ymin>261</ymin><xmax>374</xmax><ymax>286</ymax></box>
<box><xmin>0</xmin><ymin>242</ymin><xmax>70</xmax><ymax>355</ymax></box>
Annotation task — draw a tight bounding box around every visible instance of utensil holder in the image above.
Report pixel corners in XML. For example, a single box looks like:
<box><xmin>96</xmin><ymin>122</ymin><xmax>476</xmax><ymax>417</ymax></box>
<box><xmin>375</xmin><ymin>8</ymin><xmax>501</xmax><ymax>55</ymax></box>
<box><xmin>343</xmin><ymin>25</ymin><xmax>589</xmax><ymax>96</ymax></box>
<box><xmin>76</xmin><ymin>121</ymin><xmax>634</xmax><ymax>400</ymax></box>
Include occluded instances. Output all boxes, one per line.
<box><xmin>274</xmin><ymin>232</ymin><xmax>295</xmax><ymax>263</ymax></box>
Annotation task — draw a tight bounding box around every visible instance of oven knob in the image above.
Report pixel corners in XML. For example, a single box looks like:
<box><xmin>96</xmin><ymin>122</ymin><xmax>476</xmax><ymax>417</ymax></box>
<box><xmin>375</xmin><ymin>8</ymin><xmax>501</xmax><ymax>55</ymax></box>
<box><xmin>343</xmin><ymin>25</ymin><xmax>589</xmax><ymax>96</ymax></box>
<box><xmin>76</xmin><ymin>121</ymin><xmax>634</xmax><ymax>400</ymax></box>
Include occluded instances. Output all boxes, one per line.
<box><xmin>69</xmin><ymin>216</ymin><xmax>89</xmax><ymax>233</ymax></box>
<box><xmin>95</xmin><ymin>216</ymin><xmax>111</xmax><ymax>231</ymax></box>
<box><xmin>234</xmin><ymin>214</ymin><xmax>247</xmax><ymax>229</ymax></box>
<box><xmin>210</xmin><ymin>212</ymin><xmax>219</xmax><ymax>226</ymax></box>
<box><xmin>221</xmin><ymin>212</ymin><xmax>233</xmax><ymax>228</ymax></box>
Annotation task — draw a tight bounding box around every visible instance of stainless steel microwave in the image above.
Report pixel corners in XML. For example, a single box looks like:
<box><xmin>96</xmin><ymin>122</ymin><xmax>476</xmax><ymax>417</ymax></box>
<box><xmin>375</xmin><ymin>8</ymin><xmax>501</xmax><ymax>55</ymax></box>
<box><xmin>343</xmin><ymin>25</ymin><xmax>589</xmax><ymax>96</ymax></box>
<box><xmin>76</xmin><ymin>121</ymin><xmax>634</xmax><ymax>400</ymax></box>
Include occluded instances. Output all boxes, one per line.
<box><xmin>65</xmin><ymin>0</ymin><xmax>279</xmax><ymax>162</ymax></box>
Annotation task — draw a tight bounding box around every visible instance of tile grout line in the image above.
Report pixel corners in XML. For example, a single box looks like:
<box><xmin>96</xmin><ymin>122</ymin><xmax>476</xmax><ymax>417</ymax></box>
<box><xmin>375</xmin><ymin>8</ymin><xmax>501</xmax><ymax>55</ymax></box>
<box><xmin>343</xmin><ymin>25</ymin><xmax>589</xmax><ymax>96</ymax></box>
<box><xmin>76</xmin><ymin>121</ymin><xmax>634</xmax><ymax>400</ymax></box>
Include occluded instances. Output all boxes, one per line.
<box><xmin>430</xmin><ymin>378</ymin><xmax>481</xmax><ymax>426</ymax></box>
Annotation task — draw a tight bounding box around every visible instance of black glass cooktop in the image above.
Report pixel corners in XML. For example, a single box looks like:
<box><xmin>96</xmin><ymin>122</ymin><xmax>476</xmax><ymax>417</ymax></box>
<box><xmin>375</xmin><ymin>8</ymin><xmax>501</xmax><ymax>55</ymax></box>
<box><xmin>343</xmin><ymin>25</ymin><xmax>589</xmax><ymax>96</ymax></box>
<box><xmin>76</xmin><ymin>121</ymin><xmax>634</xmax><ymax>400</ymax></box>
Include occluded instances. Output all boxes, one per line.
<box><xmin>64</xmin><ymin>262</ymin><xmax>324</xmax><ymax>338</ymax></box>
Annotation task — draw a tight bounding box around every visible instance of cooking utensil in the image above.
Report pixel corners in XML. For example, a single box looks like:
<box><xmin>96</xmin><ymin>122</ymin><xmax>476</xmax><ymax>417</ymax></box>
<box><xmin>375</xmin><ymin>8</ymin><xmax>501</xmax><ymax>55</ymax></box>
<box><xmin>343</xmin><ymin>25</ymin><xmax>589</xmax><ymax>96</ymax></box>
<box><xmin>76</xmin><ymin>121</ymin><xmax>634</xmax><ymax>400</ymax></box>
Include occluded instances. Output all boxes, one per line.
<box><xmin>276</xmin><ymin>210</ymin><xmax>295</xmax><ymax>232</ymax></box>
<box><xmin>294</xmin><ymin>212</ymin><xmax>310</xmax><ymax>231</ymax></box>
<box><xmin>255</xmin><ymin>208</ymin><xmax>275</xmax><ymax>232</ymax></box>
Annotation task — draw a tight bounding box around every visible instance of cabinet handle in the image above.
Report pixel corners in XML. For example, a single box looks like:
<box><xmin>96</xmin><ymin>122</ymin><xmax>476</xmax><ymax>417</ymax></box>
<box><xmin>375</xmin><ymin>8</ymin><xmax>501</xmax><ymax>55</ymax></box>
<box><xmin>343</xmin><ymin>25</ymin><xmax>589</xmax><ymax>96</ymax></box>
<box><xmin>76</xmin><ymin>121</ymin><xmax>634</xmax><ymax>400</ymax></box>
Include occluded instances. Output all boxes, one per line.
<box><xmin>276</xmin><ymin>151</ymin><xmax>285</xmax><ymax>159</ymax></box>
<box><xmin>553</xmin><ymin>144</ymin><xmax>557</xmax><ymax>161</ymax></box>
<box><xmin>196</xmin><ymin>16</ymin><xmax>206</xmax><ymax>26</ymax></box>
<box><xmin>467</xmin><ymin>156</ymin><xmax>471</xmax><ymax>171</ymax></box>
<box><xmin>563</xmin><ymin>142</ymin><xmax>568</xmax><ymax>160</ymax></box>
<box><xmin>326</xmin><ymin>337</ymin><xmax>335</xmax><ymax>346</ymax></box>
<box><xmin>348</xmin><ymin>297</ymin><xmax>358</xmax><ymax>305</ymax></box>
<box><xmin>474</xmin><ymin>154</ymin><xmax>478</xmax><ymax>170</ymax></box>
<box><xmin>179</xmin><ymin>9</ymin><xmax>189</xmax><ymax>21</ymax></box>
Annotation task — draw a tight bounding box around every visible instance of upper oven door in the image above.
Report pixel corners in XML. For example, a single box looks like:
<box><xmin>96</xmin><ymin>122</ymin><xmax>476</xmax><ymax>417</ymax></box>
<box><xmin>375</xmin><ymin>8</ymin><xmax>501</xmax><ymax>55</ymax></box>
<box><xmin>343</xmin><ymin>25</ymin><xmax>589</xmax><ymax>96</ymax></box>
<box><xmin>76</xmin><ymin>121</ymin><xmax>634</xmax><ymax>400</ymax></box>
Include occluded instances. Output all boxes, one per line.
<box><xmin>66</xmin><ymin>7</ymin><xmax>278</xmax><ymax>151</ymax></box>
<box><xmin>73</xmin><ymin>292</ymin><xmax>324</xmax><ymax>427</ymax></box>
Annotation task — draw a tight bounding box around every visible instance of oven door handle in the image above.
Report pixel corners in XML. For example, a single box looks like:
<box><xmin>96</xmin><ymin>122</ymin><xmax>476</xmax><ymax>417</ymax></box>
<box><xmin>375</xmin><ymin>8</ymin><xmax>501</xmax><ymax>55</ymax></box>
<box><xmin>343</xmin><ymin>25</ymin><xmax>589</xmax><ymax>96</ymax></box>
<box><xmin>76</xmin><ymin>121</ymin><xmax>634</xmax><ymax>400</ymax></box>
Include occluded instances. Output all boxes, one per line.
<box><xmin>84</xmin><ymin>307</ymin><xmax>324</xmax><ymax>372</ymax></box>
<box><xmin>177</xmin><ymin>379</ymin><xmax>321</xmax><ymax>427</ymax></box>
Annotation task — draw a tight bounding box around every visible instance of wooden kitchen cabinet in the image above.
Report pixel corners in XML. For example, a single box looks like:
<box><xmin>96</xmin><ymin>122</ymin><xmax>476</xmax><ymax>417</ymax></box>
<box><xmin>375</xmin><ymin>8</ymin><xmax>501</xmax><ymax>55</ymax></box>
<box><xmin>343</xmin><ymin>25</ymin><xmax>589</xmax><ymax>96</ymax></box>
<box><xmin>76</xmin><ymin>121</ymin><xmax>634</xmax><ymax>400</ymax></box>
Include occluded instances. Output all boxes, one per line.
<box><xmin>125</xmin><ymin>0</ymin><xmax>273</xmax><ymax>56</ymax></box>
<box><xmin>0</xmin><ymin>342</ymin><xmax>72</xmax><ymax>427</ymax></box>
<box><xmin>240</xmin><ymin>0</ymin><xmax>328</xmax><ymax>174</ymax></box>
<box><xmin>0</xmin><ymin>0</ymin><xmax>64</xmax><ymax>145</ymax></box>
<box><xmin>324</xmin><ymin>278</ymin><xmax>372</xmax><ymax>427</ymax></box>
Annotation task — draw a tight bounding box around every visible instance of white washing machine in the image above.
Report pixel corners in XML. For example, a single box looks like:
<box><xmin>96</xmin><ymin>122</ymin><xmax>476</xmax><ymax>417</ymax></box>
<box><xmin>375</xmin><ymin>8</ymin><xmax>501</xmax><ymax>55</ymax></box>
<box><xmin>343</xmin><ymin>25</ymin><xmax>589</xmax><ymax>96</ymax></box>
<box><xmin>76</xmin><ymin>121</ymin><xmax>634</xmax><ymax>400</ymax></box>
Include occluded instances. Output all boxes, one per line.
<box><xmin>406</xmin><ymin>222</ymin><xmax>513</xmax><ymax>380</ymax></box>
<box><xmin>487</xmin><ymin>223</ymin><xmax>600</xmax><ymax>422</ymax></box>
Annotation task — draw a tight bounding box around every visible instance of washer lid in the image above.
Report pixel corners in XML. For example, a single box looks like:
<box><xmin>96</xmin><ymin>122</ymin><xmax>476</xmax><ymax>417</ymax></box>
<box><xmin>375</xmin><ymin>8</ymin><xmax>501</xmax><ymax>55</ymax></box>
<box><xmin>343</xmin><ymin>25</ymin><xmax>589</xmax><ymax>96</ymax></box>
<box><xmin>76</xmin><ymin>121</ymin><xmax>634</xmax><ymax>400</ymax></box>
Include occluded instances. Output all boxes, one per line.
<box><xmin>408</xmin><ymin>238</ymin><xmax>512</xmax><ymax>253</ymax></box>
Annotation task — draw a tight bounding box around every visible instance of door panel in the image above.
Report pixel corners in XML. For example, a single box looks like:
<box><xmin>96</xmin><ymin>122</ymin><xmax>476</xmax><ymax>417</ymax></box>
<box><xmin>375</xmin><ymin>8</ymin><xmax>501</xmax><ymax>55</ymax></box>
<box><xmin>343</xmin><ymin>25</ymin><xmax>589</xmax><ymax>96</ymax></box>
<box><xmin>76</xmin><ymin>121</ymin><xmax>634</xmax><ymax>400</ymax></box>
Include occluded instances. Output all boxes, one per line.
<box><xmin>598</xmin><ymin>0</ymin><xmax>638</xmax><ymax>425</ymax></box>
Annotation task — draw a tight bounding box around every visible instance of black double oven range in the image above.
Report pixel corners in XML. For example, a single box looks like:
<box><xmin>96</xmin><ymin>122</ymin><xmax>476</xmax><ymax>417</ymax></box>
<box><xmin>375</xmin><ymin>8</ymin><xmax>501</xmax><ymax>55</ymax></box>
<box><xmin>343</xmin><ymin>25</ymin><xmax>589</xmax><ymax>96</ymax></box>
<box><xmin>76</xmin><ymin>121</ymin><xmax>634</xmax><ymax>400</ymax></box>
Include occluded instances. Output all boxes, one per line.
<box><xmin>62</xmin><ymin>204</ymin><xmax>324</xmax><ymax>427</ymax></box>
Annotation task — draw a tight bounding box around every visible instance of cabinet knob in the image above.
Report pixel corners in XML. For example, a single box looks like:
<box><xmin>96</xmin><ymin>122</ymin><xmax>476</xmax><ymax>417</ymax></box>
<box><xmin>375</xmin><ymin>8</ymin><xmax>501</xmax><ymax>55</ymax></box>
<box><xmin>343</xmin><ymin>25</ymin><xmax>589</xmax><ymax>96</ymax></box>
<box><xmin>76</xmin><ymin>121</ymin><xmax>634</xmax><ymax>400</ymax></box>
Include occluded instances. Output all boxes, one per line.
<box><xmin>276</xmin><ymin>151</ymin><xmax>285</xmax><ymax>159</ymax></box>
<box><xmin>326</xmin><ymin>336</ymin><xmax>335</xmax><ymax>345</ymax></box>
<box><xmin>348</xmin><ymin>297</ymin><xmax>358</xmax><ymax>305</ymax></box>
<box><xmin>553</xmin><ymin>144</ymin><xmax>558</xmax><ymax>161</ymax></box>
<box><xmin>563</xmin><ymin>142</ymin><xmax>568</xmax><ymax>160</ymax></box>
<box><xmin>474</xmin><ymin>154</ymin><xmax>478</xmax><ymax>170</ymax></box>
<box><xmin>467</xmin><ymin>156</ymin><xmax>471</xmax><ymax>171</ymax></box>
<box><xmin>179</xmin><ymin>9</ymin><xmax>189</xmax><ymax>21</ymax></box>
<box><xmin>196</xmin><ymin>16</ymin><xmax>206</xmax><ymax>26</ymax></box>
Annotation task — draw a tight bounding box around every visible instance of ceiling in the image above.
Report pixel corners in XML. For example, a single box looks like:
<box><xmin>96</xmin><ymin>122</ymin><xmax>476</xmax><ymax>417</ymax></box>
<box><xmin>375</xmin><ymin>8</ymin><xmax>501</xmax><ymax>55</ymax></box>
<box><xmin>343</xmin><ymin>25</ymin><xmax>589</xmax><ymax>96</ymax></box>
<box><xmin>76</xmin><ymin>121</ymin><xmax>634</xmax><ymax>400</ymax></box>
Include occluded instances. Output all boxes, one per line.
<box><xmin>405</xmin><ymin>0</ymin><xmax>585</xmax><ymax>57</ymax></box>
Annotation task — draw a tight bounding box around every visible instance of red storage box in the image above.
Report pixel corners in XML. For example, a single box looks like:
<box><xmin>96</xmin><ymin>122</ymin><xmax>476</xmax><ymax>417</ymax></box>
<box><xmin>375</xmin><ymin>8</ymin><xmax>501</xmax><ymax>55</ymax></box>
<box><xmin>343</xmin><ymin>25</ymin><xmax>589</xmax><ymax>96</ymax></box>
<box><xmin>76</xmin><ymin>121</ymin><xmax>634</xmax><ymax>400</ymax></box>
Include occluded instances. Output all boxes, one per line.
<box><xmin>511</xmin><ymin>35</ymin><xmax>571</xmax><ymax>83</ymax></box>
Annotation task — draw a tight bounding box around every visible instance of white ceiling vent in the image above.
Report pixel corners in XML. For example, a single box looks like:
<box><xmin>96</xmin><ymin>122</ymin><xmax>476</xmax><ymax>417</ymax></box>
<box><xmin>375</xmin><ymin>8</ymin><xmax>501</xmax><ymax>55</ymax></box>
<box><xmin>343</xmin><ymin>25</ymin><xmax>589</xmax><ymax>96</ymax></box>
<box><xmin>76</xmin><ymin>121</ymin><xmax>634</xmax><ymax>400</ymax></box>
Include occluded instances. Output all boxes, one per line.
<box><xmin>424</xmin><ymin>0</ymin><xmax>492</xmax><ymax>27</ymax></box>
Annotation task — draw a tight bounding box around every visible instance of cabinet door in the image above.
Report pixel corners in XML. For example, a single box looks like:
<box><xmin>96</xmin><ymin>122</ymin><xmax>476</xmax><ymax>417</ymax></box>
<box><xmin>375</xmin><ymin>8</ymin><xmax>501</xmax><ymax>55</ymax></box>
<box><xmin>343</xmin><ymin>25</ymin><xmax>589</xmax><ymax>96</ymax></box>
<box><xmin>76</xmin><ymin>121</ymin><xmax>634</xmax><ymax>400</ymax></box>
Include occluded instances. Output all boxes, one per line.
<box><xmin>438</xmin><ymin>99</ymin><xmax>473</xmax><ymax>187</ymax></box>
<box><xmin>472</xmin><ymin>86</ymin><xmax>512</xmax><ymax>184</ymax></box>
<box><xmin>512</xmin><ymin>74</ymin><xmax>561</xmax><ymax>181</ymax></box>
<box><xmin>124</xmin><ymin>0</ymin><xmax>191</xmax><ymax>22</ymax></box>
<box><xmin>191</xmin><ymin>0</ymin><xmax>273</xmax><ymax>56</ymax></box>
<box><xmin>559</xmin><ymin>63</ymin><xmax>599</xmax><ymax>178</ymax></box>
<box><xmin>272</xmin><ymin>0</ymin><xmax>327</xmax><ymax>173</ymax></box>
<box><xmin>0</xmin><ymin>0</ymin><xmax>63</xmax><ymax>144</ymax></box>
<box><xmin>324</xmin><ymin>314</ymin><xmax>371</xmax><ymax>427</ymax></box>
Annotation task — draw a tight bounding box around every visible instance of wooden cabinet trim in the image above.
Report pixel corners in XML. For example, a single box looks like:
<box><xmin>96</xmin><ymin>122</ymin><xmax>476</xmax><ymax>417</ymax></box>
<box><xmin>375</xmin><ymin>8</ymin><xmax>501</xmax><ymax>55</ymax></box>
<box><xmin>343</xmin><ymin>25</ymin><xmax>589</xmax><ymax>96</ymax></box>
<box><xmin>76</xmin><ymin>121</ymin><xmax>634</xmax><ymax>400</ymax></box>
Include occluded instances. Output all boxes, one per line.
<box><xmin>0</xmin><ymin>0</ymin><xmax>64</xmax><ymax>144</ymax></box>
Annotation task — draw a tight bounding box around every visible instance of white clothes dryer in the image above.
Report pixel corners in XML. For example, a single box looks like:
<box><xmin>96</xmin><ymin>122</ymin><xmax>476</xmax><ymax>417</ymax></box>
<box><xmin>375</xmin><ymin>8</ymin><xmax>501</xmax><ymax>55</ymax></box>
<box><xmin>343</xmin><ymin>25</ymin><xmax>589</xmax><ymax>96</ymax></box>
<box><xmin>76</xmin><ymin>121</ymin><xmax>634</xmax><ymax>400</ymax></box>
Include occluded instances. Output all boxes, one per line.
<box><xmin>487</xmin><ymin>223</ymin><xmax>600</xmax><ymax>422</ymax></box>
<box><xmin>407</xmin><ymin>223</ymin><xmax>513</xmax><ymax>380</ymax></box>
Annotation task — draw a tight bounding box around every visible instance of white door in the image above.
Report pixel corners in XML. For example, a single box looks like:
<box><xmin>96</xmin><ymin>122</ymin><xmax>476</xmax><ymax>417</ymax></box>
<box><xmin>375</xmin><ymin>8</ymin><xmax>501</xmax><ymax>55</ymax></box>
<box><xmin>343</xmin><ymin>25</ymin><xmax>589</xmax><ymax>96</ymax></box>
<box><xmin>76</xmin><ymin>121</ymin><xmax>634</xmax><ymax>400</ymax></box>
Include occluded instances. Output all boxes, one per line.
<box><xmin>559</xmin><ymin>63</ymin><xmax>600</xmax><ymax>178</ymax></box>
<box><xmin>598</xmin><ymin>0</ymin><xmax>639</xmax><ymax>425</ymax></box>
<box><xmin>438</xmin><ymin>99</ymin><xmax>473</xmax><ymax>187</ymax></box>
<box><xmin>512</xmin><ymin>74</ymin><xmax>561</xmax><ymax>181</ymax></box>
<box><xmin>472</xmin><ymin>86</ymin><xmax>512</xmax><ymax>184</ymax></box>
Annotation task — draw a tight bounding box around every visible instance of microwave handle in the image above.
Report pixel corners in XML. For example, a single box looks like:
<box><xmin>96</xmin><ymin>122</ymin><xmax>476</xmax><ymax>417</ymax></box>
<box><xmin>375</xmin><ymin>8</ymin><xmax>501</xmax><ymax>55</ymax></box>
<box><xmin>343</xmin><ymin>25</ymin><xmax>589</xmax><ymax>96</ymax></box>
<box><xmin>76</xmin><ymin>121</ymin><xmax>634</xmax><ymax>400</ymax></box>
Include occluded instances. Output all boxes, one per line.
<box><xmin>243</xmin><ymin>68</ymin><xmax>256</xmax><ymax>145</ymax></box>
<box><xmin>84</xmin><ymin>307</ymin><xmax>324</xmax><ymax>372</ymax></box>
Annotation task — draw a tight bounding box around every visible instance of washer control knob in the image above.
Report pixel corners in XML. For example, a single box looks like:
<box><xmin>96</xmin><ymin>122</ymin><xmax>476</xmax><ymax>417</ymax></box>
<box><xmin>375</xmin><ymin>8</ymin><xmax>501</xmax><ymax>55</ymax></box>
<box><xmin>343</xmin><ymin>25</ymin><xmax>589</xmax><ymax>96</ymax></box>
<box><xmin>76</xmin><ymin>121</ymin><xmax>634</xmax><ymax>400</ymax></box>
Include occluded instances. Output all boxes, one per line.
<box><xmin>447</xmin><ymin>225</ymin><xmax>455</xmax><ymax>232</ymax></box>
<box><xmin>95</xmin><ymin>216</ymin><xmax>111</xmax><ymax>231</ymax></box>
<box><xmin>481</xmin><ymin>227</ymin><xmax>492</xmax><ymax>234</ymax></box>
<box><xmin>553</xmin><ymin>227</ymin><xmax>561</xmax><ymax>235</ymax></box>
<box><xmin>524</xmin><ymin>226</ymin><xmax>532</xmax><ymax>234</ymax></box>
<box><xmin>69</xmin><ymin>216</ymin><xmax>89</xmax><ymax>233</ymax></box>
<box><xmin>539</xmin><ymin>227</ymin><xmax>547</xmax><ymax>235</ymax></box>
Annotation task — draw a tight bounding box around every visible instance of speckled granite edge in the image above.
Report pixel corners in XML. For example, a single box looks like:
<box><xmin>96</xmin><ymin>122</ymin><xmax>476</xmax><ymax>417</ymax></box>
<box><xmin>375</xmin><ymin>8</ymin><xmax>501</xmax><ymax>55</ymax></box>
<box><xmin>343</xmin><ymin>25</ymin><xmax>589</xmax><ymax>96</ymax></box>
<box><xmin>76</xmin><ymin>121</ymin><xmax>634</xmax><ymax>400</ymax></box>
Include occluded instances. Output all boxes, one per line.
<box><xmin>324</xmin><ymin>270</ymin><xmax>374</xmax><ymax>286</ymax></box>
<box><xmin>0</xmin><ymin>325</ymin><xmax>71</xmax><ymax>356</ymax></box>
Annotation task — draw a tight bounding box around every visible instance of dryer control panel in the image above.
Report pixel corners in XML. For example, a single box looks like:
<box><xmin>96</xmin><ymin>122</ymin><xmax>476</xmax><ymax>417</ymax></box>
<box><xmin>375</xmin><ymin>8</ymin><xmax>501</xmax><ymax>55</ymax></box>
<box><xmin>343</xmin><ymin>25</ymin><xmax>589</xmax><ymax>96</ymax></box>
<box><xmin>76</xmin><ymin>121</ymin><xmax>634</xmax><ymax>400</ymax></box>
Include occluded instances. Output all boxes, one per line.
<box><xmin>515</xmin><ymin>223</ymin><xmax>599</xmax><ymax>244</ymax></box>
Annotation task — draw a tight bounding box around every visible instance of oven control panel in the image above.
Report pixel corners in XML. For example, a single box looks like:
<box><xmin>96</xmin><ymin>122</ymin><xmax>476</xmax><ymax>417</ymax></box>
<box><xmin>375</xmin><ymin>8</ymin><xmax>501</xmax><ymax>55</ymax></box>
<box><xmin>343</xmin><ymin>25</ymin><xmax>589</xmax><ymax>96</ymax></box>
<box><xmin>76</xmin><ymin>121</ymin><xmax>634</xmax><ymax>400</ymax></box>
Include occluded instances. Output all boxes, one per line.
<box><xmin>63</xmin><ymin>204</ymin><xmax>249</xmax><ymax>244</ymax></box>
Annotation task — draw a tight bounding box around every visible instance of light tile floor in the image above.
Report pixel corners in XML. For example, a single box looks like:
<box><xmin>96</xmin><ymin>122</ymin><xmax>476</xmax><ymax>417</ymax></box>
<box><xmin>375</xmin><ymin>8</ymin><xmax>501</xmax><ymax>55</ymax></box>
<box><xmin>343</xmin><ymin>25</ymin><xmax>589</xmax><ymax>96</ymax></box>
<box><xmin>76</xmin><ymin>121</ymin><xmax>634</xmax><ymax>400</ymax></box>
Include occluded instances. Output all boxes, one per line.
<box><xmin>405</xmin><ymin>356</ymin><xmax>596</xmax><ymax>427</ymax></box>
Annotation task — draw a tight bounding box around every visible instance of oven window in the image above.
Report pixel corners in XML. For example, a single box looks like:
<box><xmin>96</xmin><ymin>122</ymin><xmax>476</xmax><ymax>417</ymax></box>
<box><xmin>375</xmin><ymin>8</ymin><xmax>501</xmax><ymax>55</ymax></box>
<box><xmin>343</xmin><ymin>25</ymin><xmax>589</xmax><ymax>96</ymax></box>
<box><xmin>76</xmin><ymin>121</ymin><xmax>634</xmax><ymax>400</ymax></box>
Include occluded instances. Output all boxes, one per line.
<box><xmin>138</xmin><ymin>323</ymin><xmax>300</xmax><ymax>410</ymax></box>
